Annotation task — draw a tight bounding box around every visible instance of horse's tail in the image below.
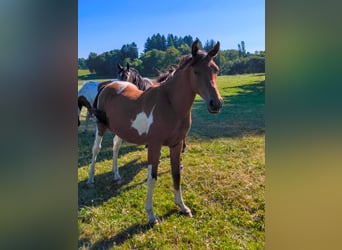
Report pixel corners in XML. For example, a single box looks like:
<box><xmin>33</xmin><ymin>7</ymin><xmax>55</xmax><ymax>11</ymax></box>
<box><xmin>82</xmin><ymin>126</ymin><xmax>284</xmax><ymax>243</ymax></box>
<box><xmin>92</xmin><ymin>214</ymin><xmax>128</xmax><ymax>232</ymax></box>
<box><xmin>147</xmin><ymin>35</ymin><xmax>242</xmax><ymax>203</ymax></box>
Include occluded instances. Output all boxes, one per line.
<box><xmin>93</xmin><ymin>109</ymin><xmax>108</xmax><ymax>126</ymax></box>
<box><xmin>92</xmin><ymin>81</ymin><xmax>110</xmax><ymax>126</ymax></box>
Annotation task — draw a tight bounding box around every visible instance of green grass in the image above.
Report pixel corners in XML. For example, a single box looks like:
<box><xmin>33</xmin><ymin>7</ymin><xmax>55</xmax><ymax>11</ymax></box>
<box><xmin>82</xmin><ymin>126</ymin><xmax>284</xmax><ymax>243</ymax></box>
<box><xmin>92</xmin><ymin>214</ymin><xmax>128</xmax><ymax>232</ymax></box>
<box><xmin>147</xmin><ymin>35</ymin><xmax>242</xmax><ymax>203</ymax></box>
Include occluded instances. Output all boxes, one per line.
<box><xmin>78</xmin><ymin>69</ymin><xmax>91</xmax><ymax>76</ymax></box>
<box><xmin>78</xmin><ymin>74</ymin><xmax>265</xmax><ymax>249</ymax></box>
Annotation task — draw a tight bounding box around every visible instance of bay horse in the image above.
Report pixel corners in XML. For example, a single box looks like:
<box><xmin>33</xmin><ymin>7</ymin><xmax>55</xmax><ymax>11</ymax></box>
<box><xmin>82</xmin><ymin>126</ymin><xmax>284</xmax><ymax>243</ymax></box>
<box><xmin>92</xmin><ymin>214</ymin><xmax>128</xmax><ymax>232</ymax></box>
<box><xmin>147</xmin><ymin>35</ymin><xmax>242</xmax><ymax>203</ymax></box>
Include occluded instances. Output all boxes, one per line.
<box><xmin>89</xmin><ymin>41</ymin><xmax>223</xmax><ymax>224</ymax></box>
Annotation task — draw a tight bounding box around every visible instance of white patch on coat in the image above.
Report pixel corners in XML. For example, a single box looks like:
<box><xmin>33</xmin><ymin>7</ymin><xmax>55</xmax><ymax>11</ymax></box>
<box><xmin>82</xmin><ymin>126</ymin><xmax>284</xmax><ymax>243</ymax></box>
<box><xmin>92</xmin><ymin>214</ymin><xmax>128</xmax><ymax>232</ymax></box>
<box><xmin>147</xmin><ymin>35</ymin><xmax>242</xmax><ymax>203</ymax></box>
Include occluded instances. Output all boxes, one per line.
<box><xmin>78</xmin><ymin>81</ymin><xmax>100</xmax><ymax>105</ymax></box>
<box><xmin>115</xmin><ymin>81</ymin><xmax>130</xmax><ymax>94</ymax></box>
<box><xmin>131</xmin><ymin>105</ymin><xmax>156</xmax><ymax>136</ymax></box>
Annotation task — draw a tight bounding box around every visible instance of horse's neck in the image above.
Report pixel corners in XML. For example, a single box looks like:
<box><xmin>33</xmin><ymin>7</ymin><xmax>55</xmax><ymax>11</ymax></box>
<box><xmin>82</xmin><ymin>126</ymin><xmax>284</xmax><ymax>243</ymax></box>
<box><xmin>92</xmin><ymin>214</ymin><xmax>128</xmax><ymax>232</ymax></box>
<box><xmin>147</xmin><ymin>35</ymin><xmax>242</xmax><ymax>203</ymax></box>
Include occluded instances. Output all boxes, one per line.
<box><xmin>164</xmin><ymin>70</ymin><xmax>196</xmax><ymax>118</ymax></box>
<box><xmin>135</xmin><ymin>75</ymin><xmax>147</xmax><ymax>90</ymax></box>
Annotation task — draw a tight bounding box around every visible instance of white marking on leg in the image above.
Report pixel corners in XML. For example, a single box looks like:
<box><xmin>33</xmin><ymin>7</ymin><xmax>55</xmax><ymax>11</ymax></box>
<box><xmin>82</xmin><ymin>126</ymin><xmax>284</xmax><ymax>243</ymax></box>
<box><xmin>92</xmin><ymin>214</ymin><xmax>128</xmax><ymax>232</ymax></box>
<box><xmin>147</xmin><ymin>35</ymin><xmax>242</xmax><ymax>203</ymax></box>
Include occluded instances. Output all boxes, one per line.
<box><xmin>131</xmin><ymin>105</ymin><xmax>155</xmax><ymax>136</ymax></box>
<box><xmin>174</xmin><ymin>188</ymin><xmax>192</xmax><ymax>217</ymax></box>
<box><xmin>145</xmin><ymin>164</ymin><xmax>157</xmax><ymax>223</ymax></box>
<box><xmin>88</xmin><ymin>131</ymin><xmax>103</xmax><ymax>184</ymax></box>
<box><xmin>112</xmin><ymin>135</ymin><xmax>122</xmax><ymax>181</ymax></box>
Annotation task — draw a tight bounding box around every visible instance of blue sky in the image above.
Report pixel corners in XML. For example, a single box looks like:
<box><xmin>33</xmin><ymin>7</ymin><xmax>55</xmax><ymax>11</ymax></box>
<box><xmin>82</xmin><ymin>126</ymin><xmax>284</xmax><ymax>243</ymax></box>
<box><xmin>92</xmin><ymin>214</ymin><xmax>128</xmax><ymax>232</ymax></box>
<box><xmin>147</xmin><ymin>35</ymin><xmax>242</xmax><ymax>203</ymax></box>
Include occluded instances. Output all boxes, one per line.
<box><xmin>78</xmin><ymin>0</ymin><xmax>264</xmax><ymax>58</ymax></box>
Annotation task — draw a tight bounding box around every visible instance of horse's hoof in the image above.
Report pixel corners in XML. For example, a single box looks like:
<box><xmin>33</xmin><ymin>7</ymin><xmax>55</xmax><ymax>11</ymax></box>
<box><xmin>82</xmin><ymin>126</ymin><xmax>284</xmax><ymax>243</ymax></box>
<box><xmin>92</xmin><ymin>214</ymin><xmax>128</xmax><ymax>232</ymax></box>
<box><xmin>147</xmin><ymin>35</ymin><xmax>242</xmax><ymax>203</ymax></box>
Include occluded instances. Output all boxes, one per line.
<box><xmin>148</xmin><ymin>218</ymin><xmax>159</xmax><ymax>226</ymax></box>
<box><xmin>181</xmin><ymin>210</ymin><xmax>193</xmax><ymax>218</ymax></box>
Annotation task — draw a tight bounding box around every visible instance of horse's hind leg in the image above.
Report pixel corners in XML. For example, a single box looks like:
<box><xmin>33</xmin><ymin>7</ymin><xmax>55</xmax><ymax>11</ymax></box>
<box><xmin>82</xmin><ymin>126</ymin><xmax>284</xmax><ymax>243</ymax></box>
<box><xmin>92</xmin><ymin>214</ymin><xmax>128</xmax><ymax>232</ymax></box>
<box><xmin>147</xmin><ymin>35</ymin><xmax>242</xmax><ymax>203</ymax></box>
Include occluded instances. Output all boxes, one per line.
<box><xmin>145</xmin><ymin>143</ymin><xmax>162</xmax><ymax>225</ymax></box>
<box><xmin>92</xmin><ymin>117</ymin><xmax>97</xmax><ymax>135</ymax></box>
<box><xmin>112</xmin><ymin>135</ymin><xmax>122</xmax><ymax>183</ymax></box>
<box><xmin>170</xmin><ymin>142</ymin><xmax>192</xmax><ymax>217</ymax></box>
<box><xmin>83</xmin><ymin>110</ymin><xmax>91</xmax><ymax>133</ymax></box>
<box><xmin>88</xmin><ymin>125</ymin><xmax>105</xmax><ymax>184</ymax></box>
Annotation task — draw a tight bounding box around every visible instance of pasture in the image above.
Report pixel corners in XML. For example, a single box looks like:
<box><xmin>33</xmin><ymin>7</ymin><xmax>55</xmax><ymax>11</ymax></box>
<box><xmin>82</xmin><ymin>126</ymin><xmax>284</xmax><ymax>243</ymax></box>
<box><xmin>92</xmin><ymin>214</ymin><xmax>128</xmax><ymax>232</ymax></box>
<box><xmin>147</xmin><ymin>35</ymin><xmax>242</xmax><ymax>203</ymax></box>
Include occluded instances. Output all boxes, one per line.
<box><xmin>78</xmin><ymin>72</ymin><xmax>265</xmax><ymax>249</ymax></box>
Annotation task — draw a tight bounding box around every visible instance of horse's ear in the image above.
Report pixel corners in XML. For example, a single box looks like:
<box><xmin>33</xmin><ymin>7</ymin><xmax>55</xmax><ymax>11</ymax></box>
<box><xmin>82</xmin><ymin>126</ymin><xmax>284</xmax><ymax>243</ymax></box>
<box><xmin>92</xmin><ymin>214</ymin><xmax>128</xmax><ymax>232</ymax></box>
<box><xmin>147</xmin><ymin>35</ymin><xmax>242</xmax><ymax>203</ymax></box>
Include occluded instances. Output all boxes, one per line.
<box><xmin>117</xmin><ymin>63</ymin><xmax>123</xmax><ymax>71</ymax></box>
<box><xmin>126</xmin><ymin>62</ymin><xmax>130</xmax><ymax>70</ymax></box>
<box><xmin>192</xmin><ymin>40</ymin><xmax>200</xmax><ymax>57</ymax></box>
<box><xmin>208</xmin><ymin>41</ymin><xmax>220</xmax><ymax>58</ymax></box>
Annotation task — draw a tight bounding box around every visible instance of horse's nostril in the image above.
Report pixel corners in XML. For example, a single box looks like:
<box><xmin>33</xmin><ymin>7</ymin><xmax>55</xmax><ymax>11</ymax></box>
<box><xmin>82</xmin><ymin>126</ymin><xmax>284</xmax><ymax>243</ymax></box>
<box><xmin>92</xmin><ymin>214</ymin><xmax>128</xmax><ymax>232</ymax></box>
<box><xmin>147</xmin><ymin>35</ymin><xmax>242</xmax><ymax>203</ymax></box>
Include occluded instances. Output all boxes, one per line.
<box><xmin>210</xmin><ymin>99</ymin><xmax>222</xmax><ymax>110</ymax></box>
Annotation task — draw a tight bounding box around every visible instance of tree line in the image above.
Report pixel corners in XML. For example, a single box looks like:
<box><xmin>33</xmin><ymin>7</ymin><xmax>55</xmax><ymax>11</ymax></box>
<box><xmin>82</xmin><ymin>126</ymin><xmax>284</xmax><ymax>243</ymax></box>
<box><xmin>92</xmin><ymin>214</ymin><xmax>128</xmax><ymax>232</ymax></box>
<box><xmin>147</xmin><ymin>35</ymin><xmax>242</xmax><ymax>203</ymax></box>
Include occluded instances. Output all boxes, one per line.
<box><xmin>78</xmin><ymin>33</ymin><xmax>265</xmax><ymax>77</ymax></box>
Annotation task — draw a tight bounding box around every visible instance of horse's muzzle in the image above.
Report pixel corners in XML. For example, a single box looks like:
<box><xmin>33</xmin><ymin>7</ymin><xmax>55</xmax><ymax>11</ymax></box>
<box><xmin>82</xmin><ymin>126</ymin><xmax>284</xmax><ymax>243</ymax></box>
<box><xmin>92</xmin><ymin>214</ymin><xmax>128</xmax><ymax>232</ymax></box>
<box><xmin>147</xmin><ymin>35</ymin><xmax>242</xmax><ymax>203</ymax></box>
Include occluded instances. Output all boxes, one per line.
<box><xmin>207</xmin><ymin>98</ymin><xmax>224</xmax><ymax>113</ymax></box>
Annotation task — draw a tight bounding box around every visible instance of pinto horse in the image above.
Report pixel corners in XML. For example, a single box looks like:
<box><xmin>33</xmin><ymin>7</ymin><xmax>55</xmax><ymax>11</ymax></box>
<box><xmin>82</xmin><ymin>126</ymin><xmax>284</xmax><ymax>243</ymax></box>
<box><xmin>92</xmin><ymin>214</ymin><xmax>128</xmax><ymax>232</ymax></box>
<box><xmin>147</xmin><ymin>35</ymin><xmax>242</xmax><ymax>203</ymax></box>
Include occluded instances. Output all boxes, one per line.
<box><xmin>78</xmin><ymin>80</ymin><xmax>114</xmax><ymax>134</ymax></box>
<box><xmin>89</xmin><ymin>41</ymin><xmax>223</xmax><ymax>224</ymax></box>
<box><xmin>116</xmin><ymin>63</ymin><xmax>187</xmax><ymax>152</ymax></box>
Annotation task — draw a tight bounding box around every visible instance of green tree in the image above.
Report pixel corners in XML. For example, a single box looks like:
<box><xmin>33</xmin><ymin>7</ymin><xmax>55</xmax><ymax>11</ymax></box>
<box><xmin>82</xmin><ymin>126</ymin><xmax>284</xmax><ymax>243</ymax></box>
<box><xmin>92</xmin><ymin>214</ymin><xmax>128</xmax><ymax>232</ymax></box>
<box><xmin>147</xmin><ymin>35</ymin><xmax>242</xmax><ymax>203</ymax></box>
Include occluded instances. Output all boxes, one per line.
<box><xmin>167</xmin><ymin>34</ymin><xmax>175</xmax><ymax>48</ymax></box>
<box><xmin>163</xmin><ymin>46</ymin><xmax>180</xmax><ymax>69</ymax></box>
<box><xmin>144</xmin><ymin>33</ymin><xmax>167</xmax><ymax>52</ymax></box>
<box><xmin>86</xmin><ymin>52</ymin><xmax>97</xmax><ymax>73</ymax></box>
<box><xmin>204</xmin><ymin>39</ymin><xmax>216</xmax><ymax>51</ymax></box>
<box><xmin>182</xmin><ymin>35</ymin><xmax>194</xmax><ymax>47</ymax></box>
<box><xmin>78</xmin><ymin>58</ymin><xmax>87</xmax><ymax>69</ymax></box>
<box><xmin>140</xmin><ymin>49</ymin><xmax>166</xmax><ymax>77</ymax></box>
<box><xmin>215</xmin><ymin>52</ymin><xmax>226</xmax><ymax>75</ymax></box>
<box><xmin>245</xmin><ymin>56</ymin><xmax>265</xmax><ymax>73</ymax></box>
<box><xmin>222</xmin><ymin>49</ymin><xmax>240</xmax><ymax>61</ymax></box>
<box><xmin>120</xmin><ymin>42</ymin><xmax>138</xmax><ymax>61</ymax></box>
<box><xmin>178</xmin><ymin>43</ymin><xmax>191</xmax><ymax>55</ymax></box>
<box><xmin>238</xmin><ymin>41</ymin><xmax>247</xmax><ymax>58</ymax></box>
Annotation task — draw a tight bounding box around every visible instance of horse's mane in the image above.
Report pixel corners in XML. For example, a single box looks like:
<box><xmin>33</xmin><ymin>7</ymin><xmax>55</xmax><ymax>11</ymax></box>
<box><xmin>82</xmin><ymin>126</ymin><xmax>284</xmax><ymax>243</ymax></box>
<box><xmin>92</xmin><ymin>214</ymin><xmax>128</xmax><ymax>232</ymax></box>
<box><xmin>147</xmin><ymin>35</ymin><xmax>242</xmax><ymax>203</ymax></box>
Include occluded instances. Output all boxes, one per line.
<box><xmin>155</xmin><ymin>53</ymin><xmax>194</xmax><ymax>85</ymax></box>
<box><xmin>172</xmin><ymin>49</ymin><xmax>208</xmax><ymax>75</ymax></box>
<box><xmin>127</xmin><ymin>68</ymin><xmax>152</xmax><ymax>91</ymax></box>
<box><xmin>155</xmin><ymin>66</ymin><xmax>176</xmax><ymax>83</ymax></box>
<box><xmin>177</xmin><ymin>54</ymin><xmax>193</xmax><ymax>69</ymax></box>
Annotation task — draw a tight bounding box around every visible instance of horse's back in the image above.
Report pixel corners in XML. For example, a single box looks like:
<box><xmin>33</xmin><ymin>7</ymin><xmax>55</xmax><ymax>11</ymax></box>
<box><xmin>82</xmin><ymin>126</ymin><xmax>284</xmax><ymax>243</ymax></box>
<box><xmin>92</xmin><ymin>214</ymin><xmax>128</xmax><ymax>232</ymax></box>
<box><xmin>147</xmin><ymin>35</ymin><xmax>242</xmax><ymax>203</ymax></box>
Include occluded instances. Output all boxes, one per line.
<box><xmin>78</xmin><ymin>81</ymin><xmax>100</xmax><ymax>104</ymax></box>
<box><xmin>96</xmin><ymin>81</ymin><xmax>143</xmax><ymax>112</ymax></box>
<box><xmin>101</xmin><ymin>81</ymin><xmax>142</xmax><ymax>98</ymax></box>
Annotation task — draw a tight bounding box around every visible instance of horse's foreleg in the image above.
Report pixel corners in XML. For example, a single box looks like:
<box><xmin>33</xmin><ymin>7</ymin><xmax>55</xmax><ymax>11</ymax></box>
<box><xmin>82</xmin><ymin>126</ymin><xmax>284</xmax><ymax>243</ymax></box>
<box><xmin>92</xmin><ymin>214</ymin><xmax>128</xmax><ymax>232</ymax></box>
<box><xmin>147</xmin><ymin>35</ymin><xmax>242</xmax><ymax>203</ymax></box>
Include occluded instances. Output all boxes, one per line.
<box><xmin>170</xmin><ymin>142</ymin><xmax>192</xmax><ymax>217</ymax></box>
<box><xmin>145</xmin><ymin>144</ymin><xmax>161</xmax><ymax>225</ymax></box>
<box><xmin>112</xmin><ymin>135</ymin><xmax>122</xmax><ymax>183</ymax></box>
<box><xmin>88</xmin><ymin>129</ymin><xmax>103</xmax><ymax>184</ymax></box>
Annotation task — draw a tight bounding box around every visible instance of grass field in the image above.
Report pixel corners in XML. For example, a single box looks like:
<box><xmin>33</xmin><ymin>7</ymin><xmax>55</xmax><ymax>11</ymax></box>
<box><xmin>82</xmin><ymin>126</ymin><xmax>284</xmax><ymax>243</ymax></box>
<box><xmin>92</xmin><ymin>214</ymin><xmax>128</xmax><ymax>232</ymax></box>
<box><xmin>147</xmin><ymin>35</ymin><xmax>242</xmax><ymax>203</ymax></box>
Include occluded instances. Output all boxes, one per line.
<box><xmin>78</xmin><ymin>72</ymin><xmax>265</xmax><ymax>249</ymax></box>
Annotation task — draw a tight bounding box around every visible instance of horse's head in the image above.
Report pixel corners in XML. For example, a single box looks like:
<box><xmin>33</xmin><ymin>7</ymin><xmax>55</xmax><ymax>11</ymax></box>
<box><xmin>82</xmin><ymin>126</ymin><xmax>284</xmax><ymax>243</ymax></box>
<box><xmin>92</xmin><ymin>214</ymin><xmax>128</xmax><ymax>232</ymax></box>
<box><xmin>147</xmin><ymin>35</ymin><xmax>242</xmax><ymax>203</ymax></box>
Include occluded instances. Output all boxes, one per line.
<box><xmin>190</xmin><ymin>41</ymin><xmax>223</xmax><ymax>113</ymax></box>
<box><xmin>117</xmin><ymin>62</ymin><xmax>135</xmax><ymax>82</ymax></box>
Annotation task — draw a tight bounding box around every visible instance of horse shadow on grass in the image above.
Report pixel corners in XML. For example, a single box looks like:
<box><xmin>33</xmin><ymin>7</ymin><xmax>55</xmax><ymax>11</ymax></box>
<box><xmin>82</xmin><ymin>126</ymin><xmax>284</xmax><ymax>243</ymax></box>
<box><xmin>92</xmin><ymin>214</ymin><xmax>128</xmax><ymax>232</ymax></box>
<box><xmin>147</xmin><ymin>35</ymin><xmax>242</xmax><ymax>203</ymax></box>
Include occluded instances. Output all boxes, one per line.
<box><xmin>78</xmin><ymin>208</ymin><xmax>180</xmax><ymax>249</ymax></box>
<box><xmin>78</xmin><ymin>157</ymin><xmax>171</xmax><ymax>209</ymax></box>
<box><xmin>78</xmin><ymin>130</ymin><xmax>146</xmax><ymax>167</ymax></box>
<box><xmin>78</xmin><ymin>158</ymin><xmax>176</xmax><ymax>249</ymax></box>
<box><xmin>190</xmin><ymin>79</ymin><xmax>265</xmax><ymax>139</ymax></box>
<box><xmin>78</xmin><ymin>158</ymin><xmax>145</xmax><ymax>209</ymax></box>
